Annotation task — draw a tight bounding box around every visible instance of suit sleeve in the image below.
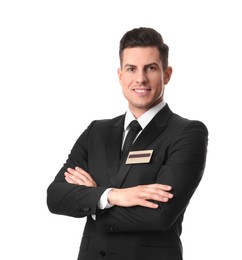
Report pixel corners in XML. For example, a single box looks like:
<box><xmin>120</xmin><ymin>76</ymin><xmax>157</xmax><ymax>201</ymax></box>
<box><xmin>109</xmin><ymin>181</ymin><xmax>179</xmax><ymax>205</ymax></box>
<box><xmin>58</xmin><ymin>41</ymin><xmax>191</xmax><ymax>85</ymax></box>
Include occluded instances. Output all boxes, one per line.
<box><xmin>46</xmin><ymin>121</ymin><xmax>107</xmax><ymax>218</ymax></box>
<box><xmin>95</xmin><ymin>120</ymin><xmax>208</xmax><ymax>232</ymax></box>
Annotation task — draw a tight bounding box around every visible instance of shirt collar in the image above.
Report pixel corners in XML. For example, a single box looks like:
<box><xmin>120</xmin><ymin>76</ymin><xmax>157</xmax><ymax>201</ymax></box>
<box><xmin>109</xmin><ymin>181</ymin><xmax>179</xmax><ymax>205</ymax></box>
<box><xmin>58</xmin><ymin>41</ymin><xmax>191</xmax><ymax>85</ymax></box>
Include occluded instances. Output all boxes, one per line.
<box><xmin>124</xmin><ymin>100</ymin><xmax>166</xmax><ymax>131</ymax></box>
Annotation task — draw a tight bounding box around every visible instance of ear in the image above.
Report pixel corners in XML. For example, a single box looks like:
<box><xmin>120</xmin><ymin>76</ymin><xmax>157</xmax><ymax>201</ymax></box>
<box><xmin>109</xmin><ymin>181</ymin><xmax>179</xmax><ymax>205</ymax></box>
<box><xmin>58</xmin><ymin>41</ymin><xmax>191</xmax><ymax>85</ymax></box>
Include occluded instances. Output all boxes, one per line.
<box><xmin>164</xmin><ymin>66</ymin><xmax>173</xmax><ymax>85</ymax></box>
<box><xmin>117</xmin><ymin>68</ymin><xmax>122</xmax><ymax>84</ymax></box>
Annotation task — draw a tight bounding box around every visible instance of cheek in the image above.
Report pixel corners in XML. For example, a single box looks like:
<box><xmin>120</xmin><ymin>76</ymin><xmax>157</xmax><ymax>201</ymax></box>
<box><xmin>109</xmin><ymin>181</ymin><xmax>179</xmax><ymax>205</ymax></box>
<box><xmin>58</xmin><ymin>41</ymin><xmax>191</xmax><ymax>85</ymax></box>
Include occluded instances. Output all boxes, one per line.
<box><xmin>154</xmin><ymin>78</ymin><xmax>164</xmax><ymax>91</ymax></box>
<box><xmin>121</xmin><ymin>76</ymin><xmax>133</xmax><ymax>89</ymax></box>
<box><xmin>120</xmin><ymin>80</ymin><xmax>129</xmax><ymax>96</ymax></box>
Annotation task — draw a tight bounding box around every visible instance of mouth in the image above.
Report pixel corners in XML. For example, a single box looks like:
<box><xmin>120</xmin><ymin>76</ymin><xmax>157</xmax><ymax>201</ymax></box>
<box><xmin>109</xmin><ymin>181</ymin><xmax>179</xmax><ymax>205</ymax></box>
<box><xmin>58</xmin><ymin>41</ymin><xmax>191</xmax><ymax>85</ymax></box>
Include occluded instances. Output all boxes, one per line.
<box><xmin>132</xmin><ymin>87</ymin><xmax>151</xmax><ymax>95</ymax></box>
<box><xmin>134</xmin><ymin>89</ymin><xmax>149</xmax><ymax>92</ymax></box>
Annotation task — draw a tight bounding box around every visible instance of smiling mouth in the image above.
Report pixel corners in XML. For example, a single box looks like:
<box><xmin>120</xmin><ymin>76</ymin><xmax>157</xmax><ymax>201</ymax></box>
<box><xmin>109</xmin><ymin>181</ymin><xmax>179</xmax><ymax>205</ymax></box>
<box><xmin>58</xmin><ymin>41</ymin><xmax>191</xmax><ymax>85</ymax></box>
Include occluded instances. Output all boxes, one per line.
<box><xmin>133</xmin><ymin>88</ymin><xmax>151</xmax><ymax>93</ymax></box>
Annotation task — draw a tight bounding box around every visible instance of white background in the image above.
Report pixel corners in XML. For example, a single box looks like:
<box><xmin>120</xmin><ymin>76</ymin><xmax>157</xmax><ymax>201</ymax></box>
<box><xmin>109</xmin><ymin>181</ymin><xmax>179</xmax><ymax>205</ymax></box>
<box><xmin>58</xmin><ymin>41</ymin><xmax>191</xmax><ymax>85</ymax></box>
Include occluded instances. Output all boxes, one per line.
<box><xmin>1</xmin><ymin>0</ymin><xmax>241</xmax><ymax>259</ymax></box>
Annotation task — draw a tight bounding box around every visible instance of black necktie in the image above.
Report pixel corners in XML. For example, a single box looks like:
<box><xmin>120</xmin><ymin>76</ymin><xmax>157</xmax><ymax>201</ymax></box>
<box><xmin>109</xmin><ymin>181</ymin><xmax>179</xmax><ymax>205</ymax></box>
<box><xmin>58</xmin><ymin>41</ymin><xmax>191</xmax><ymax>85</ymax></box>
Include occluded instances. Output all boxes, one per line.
<box><xmin>122</xmin><ymin>120</ymin><xmax>142</xmax><ymax>156</ymax></box>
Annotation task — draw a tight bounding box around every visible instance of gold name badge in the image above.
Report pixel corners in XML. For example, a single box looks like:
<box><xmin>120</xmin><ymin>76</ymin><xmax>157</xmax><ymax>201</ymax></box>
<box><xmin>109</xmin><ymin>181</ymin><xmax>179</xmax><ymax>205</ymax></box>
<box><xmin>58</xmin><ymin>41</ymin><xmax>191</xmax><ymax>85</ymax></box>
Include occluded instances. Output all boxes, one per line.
<box><xmin>125</xmin><ymin>150</ymin><xmax>153</xmax><ymax>164</ymax></box>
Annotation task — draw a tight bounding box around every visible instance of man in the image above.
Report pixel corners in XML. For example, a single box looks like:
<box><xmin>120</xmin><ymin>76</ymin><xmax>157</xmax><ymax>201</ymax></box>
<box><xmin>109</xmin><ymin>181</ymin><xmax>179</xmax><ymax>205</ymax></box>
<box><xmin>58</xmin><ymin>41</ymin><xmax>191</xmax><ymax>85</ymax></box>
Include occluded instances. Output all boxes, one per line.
<box><xmin>47</xmin><ymin>27</ymin><xmax>208</xmax><ymax>260</ymax></box>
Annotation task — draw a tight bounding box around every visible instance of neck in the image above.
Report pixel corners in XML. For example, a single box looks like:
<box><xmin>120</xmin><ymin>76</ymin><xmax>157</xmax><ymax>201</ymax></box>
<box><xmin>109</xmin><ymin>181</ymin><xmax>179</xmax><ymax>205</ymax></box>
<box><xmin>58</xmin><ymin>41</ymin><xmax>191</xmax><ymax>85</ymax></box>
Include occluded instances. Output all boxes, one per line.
<box><xmin>129</xmin><ymin>97</ymin><xmax>163</xmax><ymax>119</ymax></box>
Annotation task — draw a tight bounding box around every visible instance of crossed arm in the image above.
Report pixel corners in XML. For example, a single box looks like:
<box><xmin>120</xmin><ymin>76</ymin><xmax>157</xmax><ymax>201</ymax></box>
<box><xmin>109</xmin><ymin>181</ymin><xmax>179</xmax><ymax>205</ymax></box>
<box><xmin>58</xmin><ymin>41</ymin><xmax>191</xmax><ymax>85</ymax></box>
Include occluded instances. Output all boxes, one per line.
<box><xmin>64</xmin><ymin>166</ymin><xmax>173</xmax><ymax>209</ymax></box>
<box><xmin>48</xmin><ymin>120</ymin><xmax>207</xmax><ymax>233</ymax></box>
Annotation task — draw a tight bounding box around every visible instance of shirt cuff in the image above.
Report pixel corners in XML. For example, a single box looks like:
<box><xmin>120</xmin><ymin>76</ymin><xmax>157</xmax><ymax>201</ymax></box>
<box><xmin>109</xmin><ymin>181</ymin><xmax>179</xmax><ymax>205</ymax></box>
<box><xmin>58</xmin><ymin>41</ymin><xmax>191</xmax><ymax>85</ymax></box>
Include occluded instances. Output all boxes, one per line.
<box><xmin>98</xmin><ymin>188</ymin><xmax>114</xmax><ymax>210</ymax></box>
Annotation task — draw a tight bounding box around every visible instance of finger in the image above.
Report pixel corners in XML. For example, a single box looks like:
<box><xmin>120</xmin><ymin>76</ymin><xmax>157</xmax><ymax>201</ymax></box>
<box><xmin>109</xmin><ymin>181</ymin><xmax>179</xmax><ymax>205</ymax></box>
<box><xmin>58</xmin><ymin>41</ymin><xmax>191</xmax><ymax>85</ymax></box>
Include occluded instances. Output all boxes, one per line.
<box><xmin>76</xmin><ymin>169</ymin><xmax>96</xmax><ymax>186</ymax></box>
<box><xmin>65</xmin><ymin>168</ymin><xmax>82</xmax><ymax>185</ymax></box>
<box><xmin>68</xmin><ymin>167</ymin><xmax>93</xmax><ymax>183</ymax></box>
<box><xmin>66</xmin><ymin>168</ymin><xmax>97</xmax><ymax>187</ymax></box>
<box><xmin>65</xmin><ymin>172</ymin><xmax>81</xmax><ymax>185</ymax></box>
<box><xmin>160</xmin><ymin>190</ymin><xmax>173</xmax><ymax>200</ymax></box>
<box><xmin>148</xmin><ymin>183</ymin><xmax>172</xmax><ymax>191</ymax></box>
<box><xmin>74</xmin><ymin>167</ymin><xmax>97</xmax><ymax>187</ymax></box>
<box><xmin>144</xmin><ymin>192</ymin><xmax>171</xmax><ymax>203</ymax></box>
<box><xmin>64</xmin><ymin>172</ymin><xmax>79</xmax><ymax>185</ymax></box>
<box><xmin>144</xmin><ymin>185</ymin><xmax>174</xmax><ymax>199</ymax></box>
<box><xmin>66</xmin><ymin>171</ymin><xmax>89</xmax><ymax>185</ymax></box>
<box><xmin>75</xmin><ymin>167</ymin><xmax>95</xmax><ymax>182</ymax></box>
<box><xmin>138</xmin><ymin>199</ymin><xmax>159</xmax><ymax>209</ymax></box>
<box><xmin>67</xmin><ymin>168</ymin><xmax>88</xmax><ymax>182</ymax></box>
<box><xmin>139</xmin><ymin>189</ymin><xmax>173</xmax><ymax>203</ymax></box>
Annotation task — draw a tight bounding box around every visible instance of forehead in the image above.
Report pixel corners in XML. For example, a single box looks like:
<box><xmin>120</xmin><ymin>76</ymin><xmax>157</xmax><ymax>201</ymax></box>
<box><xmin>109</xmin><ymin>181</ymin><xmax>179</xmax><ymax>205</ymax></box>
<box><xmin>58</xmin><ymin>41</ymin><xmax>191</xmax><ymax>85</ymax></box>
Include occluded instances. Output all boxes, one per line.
<box><xmin>122</xmin><ymin>47</ymin><xmax>161</xmax><ymax>66</ymax></box>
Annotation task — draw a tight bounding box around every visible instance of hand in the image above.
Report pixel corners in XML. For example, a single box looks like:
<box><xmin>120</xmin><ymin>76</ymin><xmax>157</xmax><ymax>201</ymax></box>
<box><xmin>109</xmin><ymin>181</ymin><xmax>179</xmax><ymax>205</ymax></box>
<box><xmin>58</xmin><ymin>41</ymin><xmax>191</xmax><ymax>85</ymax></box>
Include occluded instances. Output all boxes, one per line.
<box><xmin>108</xmin><ymin>184</ymin><xmax>173</xmax><ymax>209</ymax></box>
<box><xmin>64</xmin><ymin>167</ymin><xmax>97</xmax><ymax>187</ymax></box>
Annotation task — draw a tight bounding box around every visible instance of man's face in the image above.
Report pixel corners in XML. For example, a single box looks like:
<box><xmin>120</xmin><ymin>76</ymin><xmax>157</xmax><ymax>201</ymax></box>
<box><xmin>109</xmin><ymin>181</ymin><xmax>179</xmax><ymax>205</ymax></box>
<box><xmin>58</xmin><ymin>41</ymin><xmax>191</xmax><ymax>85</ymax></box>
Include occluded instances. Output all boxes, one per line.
<box><xmin>118</xmin><ymin>47</ymin><xmax>172</xmax><ymax>118</ymax></box>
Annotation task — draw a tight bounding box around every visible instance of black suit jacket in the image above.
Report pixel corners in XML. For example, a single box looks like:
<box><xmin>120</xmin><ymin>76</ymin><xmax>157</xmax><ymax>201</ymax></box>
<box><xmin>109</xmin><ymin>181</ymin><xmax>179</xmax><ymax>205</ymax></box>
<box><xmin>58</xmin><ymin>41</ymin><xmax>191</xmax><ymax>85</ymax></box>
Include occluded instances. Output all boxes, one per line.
<box><xmin>47</xmin><ymin>104</ymin><xmax>208</xmax><ymax>260</ymax></box>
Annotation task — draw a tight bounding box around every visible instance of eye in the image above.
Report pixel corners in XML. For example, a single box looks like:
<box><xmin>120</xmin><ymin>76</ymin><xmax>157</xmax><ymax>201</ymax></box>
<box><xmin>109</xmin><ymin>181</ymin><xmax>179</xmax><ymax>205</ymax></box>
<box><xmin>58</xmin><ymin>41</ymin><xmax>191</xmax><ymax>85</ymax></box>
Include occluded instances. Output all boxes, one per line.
<box><xmin>147</xmin><ymin>65</ymin><xmax>157</xmax><ymax>71</ymax></box>
<box><xmin>126</xmin><ymin>66</ymin><xmax>136</xmax><ymax>72</ymax></box>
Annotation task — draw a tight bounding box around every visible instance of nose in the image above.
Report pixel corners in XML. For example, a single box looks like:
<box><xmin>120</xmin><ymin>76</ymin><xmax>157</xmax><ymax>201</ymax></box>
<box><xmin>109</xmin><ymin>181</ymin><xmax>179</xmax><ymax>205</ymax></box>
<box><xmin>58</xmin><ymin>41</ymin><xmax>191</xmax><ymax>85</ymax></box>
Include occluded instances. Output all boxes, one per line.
<box><xmin>136</xmin><ymin>70</ymin><xmax>148</xmax><ymax>85</ymax></box>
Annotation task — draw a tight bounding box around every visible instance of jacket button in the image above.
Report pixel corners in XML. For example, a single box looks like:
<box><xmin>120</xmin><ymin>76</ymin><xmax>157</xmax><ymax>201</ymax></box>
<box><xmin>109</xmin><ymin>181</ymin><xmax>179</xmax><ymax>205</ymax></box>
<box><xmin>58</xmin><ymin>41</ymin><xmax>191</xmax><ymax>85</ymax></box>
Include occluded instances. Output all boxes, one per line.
<box><xmin>104</xmin><ymin>226</ymin><xmax>110</xmax><ymax>231</ymax></box>
<box><xmin>100</xmin><ymin>250</ymin><xmax>106</xmax><ymax>257</ymax></box>
<box><xmin>83</xmin><ymin>208</ymin><xmax>91</xmax><ymax>213</ymax></box>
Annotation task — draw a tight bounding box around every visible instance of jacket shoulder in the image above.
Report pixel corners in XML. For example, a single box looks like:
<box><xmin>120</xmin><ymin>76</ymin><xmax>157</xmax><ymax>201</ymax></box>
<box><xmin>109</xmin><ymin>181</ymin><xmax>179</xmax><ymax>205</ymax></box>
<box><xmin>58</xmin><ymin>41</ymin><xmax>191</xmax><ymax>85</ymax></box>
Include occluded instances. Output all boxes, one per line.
<box><xmin>171</xmin><ymin>112</ymin><xmax>208</xmax><ymax>135</ymax></box>
<box><xmin>85</xmin><ymin>115</ymin><xmax>124</xmax><ymax>134</ymax></box>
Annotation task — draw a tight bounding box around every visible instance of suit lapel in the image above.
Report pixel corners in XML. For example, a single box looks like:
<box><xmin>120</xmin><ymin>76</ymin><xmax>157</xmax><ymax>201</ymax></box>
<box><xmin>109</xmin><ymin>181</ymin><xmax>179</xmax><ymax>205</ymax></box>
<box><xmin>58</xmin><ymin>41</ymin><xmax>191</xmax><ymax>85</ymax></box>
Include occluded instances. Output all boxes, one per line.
<box><xmin>105</xmin><ymin>115</ymin><xmax>125</xmax><ymax>186</ymax></box>
<box><xmin>133</xmin><ymin>104</ymin><xmax>173</xmax><ymax>150</ymax></box>
<box><xmin>115</xmin><ymin>104</ymin><xmax>173</xmax><ymax>188</ymax></box>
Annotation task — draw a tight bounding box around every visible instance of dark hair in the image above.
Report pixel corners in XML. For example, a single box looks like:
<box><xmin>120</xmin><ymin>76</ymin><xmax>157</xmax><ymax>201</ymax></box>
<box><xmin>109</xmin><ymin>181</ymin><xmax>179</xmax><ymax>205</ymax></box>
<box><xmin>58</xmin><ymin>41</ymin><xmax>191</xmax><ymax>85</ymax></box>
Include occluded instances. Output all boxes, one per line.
<box><xmin>119</xmin><ymin>27</ymin><xmax>169</xmax><ymax>69</ymax></box>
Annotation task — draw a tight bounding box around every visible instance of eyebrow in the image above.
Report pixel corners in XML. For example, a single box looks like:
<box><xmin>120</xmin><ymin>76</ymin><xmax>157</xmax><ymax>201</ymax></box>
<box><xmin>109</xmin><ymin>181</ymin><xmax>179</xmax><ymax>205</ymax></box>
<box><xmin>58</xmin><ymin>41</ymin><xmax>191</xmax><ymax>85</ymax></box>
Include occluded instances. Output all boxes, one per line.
<box><xmin>124</xmin><ymin>62</ymin><xmax>160</xmax><ymax>68</ymax></box>
<box><xmin>123</xmin><ymin>63</ymin><xmax>136</xmax><ymax>68</ymax></box>
<box><xmin>144</xmin><ymin>63</ymin><xmax>160</xmax><ymax>69</ymax></box>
